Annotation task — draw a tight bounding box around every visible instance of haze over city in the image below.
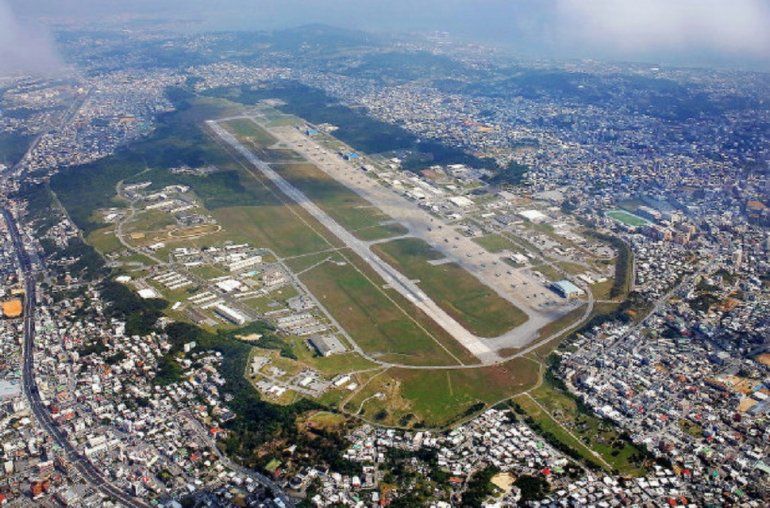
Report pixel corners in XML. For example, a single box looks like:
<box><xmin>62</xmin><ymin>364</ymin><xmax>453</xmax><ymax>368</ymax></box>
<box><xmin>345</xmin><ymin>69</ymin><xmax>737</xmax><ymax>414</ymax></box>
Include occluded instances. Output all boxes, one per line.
<box><xmin>3</xmin><ymin>0</ymin><xmax>770</xmax><ymax>73</ymax></box>
<box><xmin>0</xmin><ymin>1</ymin><xmax>767</xmax><ymax>507</ymax></box>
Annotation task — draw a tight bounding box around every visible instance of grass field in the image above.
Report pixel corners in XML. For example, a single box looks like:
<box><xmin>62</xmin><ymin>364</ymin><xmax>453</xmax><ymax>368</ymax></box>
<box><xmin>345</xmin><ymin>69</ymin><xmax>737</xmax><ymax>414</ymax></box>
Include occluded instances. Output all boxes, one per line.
<box><xmin>224</xmin><ymin>119</ymin><xmax>406</xmax><ymax>241</ymax></box>
<box><xmin>373</xmin><ymin>238</ymin><xmax>528</xmax><ymax>337</ymax></box>
<box><xmin>211</xmin><ymin>120</ymin><xmax>482</xmax><ymax>365</ymax></box>
<box><xmin>607</xmin><ymin>210</ymin><xmax>649</xmax><ymax>227</ymax></box>
<box><xmin>270</xmin><ymin>162</ymin><xmax>400</xmax><ymax>238</ymax></box>
<box><xmin>353</xmin><ymin>222</ymin><xmax>409</xmax><ymax>241</ymax></box>
<box><xmin>86</xmin><ymin>226</ymin><xmax>124</xmax><ymax>255</ymax></box>
<box><xmin>223</xmin><ymin>119</ymin><xmax>306</xmax><ymax>163</ymax></box>
<box><xmin>289</xmin><ymin>339</ymin><xmax>379</xmax><ymax>377</ymax></box>
<box><xmin>590</xmin><ymin>278</ymin><xmax>616</xmax><ymax>300</ymax></box>
<box><xmin>124</xmin><ymin>210</ymin><xmax>176</xmax><ymax>236</ymax></box>
<box><xmin>298</xmin><ymin>252</ymin><xmax>470</xmax><ymax>366</ymax></box>
<box><xmin>222</xmin><ymin>118</ymin><xmax>278</xmax><ymax>145</ymax></box>
<box><xmin>473</xmin><ymin>233</ymin><xmax>524</xmax><ymax>254</ymax></box>
<box><xmin>557</xmin><ymin>261</ymin><xmax>590</xmax><ymax>276</ymax></box>
<box><xmin>344</xmin><ymin>357</ymin><xmax>540</xmax><ymax>427</ymax></box>
<box><xmin>530</xmin><ymin>263</ymin><xmax>563</xmax><ymax>283</ymax></box>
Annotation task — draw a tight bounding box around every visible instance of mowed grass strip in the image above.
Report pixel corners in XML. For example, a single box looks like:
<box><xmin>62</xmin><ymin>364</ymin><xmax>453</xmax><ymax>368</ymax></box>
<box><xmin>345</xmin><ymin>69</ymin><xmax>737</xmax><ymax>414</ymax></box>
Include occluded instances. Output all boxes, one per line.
<box><xmin>372</xmin><ymin>238</ymin><xmax>528</xmax><ymax>338</ymax></box>
<box><xmin>341</xmin><ymin>249</ymin><xmax>480</xmax><ymax>366</ymax></box>
<box><xmin>270</xmin><ymin>162</ymin><xmax>403</xmax><ymax>240</ymax></box>
<box><xmin>224</xmin><ymin>119</ymin><xmax>401</xmax><ymax>239</ymax></box>
<box><xmin>211</xmin><ymin>204</ymin><xmax>331</xmax><ymax>258</ymax></box>
<box><xmin>209</xmin><ymin>138</ymin><xmax>473</xmax><ymax>366</ymax></box>
<box><xmin>352</xmin><ymin>222</ymin><xmax>409</xmax><ymax>242</ymax></box>
<box><xmin>222</xmin><ymin>118</ymin><xmax>278</xmax><ymax>145</ymax></box>
<box><xmin>299</xmin><ymin>254</ymin><xmax>463</xmax><ymax>366</ymax></box>
<box><xmin>473</xmin><ymin>233</ymin><xmax>521</xmax><ymax>253</ymax></box>
<box><xmin>223</xmin><ymin>118</ymin><xmax>305</xmax><ymax>163</ymax></box>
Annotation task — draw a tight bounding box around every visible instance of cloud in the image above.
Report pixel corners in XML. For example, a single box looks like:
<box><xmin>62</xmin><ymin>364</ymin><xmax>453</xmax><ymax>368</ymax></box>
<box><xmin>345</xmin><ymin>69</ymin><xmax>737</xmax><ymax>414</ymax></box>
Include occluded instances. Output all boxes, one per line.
<box><xmin>553</xmin><ymin>0</ymin><xmax>770</xmax><ymax>62</ymax></box>
<box><xmin>0</xmin><ymin>0</ymin><xmax>63</xmax><ymax>76</ymax></box>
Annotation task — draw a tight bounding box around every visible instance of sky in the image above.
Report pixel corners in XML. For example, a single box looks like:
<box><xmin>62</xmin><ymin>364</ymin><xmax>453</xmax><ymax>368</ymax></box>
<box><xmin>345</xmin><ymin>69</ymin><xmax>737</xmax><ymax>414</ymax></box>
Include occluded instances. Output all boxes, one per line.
<box><xmin>3</xmin><ymin>0</ymin><xmax>770</xmax><ymax>74</ymax></box>
<box><xmin>0</xmin><ymin>1</ymin><xmax>63</xmax><ymax>75</ymax></box>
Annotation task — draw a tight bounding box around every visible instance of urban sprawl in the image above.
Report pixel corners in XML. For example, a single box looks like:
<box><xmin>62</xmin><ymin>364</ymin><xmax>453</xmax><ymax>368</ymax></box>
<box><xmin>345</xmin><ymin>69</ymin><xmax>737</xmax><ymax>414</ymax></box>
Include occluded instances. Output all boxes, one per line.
<box><xmin>0</xmin><ymin>25</ymin><xmax>768</xmax><ymax>507</ymax></box>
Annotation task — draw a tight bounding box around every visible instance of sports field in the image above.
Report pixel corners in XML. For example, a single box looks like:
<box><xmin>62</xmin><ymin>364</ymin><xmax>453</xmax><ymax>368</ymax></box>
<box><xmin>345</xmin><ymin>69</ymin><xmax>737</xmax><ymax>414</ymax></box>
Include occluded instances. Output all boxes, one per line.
<box><xmin>607</xmin><ymin>209</ymin><xmax>649</xmax><ymax>227</ymax></box>
<box><xmin>372</xmin><ymin>238</ymin><xmax>528</xmax><ymax>338</ymax></box>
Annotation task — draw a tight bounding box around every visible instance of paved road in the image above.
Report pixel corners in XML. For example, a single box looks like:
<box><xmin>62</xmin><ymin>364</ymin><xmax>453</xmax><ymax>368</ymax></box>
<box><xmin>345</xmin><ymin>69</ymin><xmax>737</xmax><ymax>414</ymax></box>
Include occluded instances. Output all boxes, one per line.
<box><xmin>263</xmin><ymin>119</ymin><xmax>579</xmax><ymax>345</ymax></box>
<box><xmin>7</xmin><ymin>88</ymin><xmax>92</xmax><ymax>179</ymax></box>
<box><xmin>210</xmin><ymin>120</ymin><xmax>502</xmax><ymax>363</ymax></box>
<box><xmin>2</xmin><ymin>207</ymin><xmax>151</xmax><ymax>508</ymax></box>
<box><xmin>581</xmin><ymin>260</ymin><xmax>716</xmax><ymax>361</ymax></box>
<box><xmin>181</xmin><ymin>411</ymin><xmax>295</xmax><ymax>507</ymax></box>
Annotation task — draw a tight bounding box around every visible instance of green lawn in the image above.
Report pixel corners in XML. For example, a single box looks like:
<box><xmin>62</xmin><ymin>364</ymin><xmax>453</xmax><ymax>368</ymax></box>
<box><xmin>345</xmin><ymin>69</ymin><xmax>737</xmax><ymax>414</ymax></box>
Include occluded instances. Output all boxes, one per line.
<box><xmin>373</xmin><ymin>238</ymin><xmax>528</xmax><ymax>337</ymax></box>
<box><xmin>86</xmin><ymin>226</ymin><xmax>124</xmax><ymax>255</ymax></box>
<box><xmin>345</xmin><ymin>357</ymin><xmax>540</xmax><ymax>428</ymax></box>
<box><xmin>557</xmin><ymin>261</ymin><xmax>590</xmax><ymax>276</ymax></box>
<box><xmin>212</xmin><ymin>204</ymin><xmax>331</xmax><ymax>258</ymax></box>
<box><xmin>270</xmin><ymin>162</ymin><xmax>403</xmax><ymax>240</ymax></box>
<box><xmin>124</xmin><ymin>210</ymin><xmax>176</xmax><ymax>235</ymax></box>
<box><xmin>473</xmin><ymin>233</ymin><xmax>521</xmax><ymax>253</ymax></box>
<box><xmin>294</xmin><ymin>347</ymin><xmax>379</xmax><ymax>377</ymax></box>
<box><xmin>222</xmin><ymin>118</ymin><xmax>278</xmax><ymax>145</ymax></box>
<box><xmin>394</xmin><ymin>358</ymin><xmax>540</xmax><ymax>425</ymax></box>
<box><xmin>299</xmin><ymin>252</ymin><xmax>466</xmax><ymax>366</ymax></box>
<box><xmin>530</xmin><ymin>263</ymin><xmax>563</xmax><ymax>283</ymax></box>
<box><xmin>607</xmin><ymin>210</ymin><xmax>649</xmax><ymax>227</ymax></box>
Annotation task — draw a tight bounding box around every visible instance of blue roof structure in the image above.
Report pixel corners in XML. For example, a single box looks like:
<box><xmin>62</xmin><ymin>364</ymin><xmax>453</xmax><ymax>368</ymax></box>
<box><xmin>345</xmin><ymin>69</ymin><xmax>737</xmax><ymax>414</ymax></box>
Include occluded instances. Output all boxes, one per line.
<box><xmin>552</xmin><ymin>279</ymin><xmax>582</xmax><ymax>296</ymax></box>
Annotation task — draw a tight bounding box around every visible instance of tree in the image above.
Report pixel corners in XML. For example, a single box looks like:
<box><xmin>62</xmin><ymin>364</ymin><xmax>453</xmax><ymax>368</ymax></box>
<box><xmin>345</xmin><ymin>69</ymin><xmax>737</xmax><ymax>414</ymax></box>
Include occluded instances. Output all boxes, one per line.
<box><xmin>514</xmin><ymin>474</ymin><xmax>550</xmax><ymax>502</ymax></box>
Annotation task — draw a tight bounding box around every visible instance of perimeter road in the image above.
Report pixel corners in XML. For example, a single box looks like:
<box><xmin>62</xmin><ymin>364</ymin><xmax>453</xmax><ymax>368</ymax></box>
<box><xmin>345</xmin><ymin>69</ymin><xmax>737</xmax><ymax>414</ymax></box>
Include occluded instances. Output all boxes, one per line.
<box><xmin>208</xmin><ymin>119</ymin><xmax>501</xmax><ymax>363</ymax></box>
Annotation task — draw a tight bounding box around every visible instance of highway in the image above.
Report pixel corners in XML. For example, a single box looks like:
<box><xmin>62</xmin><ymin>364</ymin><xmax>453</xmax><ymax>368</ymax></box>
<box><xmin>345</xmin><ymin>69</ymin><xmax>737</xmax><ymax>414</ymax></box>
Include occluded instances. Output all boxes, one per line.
<box><xmin>2</xmin><ymin>206</ymin><xmax>151</xmax><ymax>508</ymax></box>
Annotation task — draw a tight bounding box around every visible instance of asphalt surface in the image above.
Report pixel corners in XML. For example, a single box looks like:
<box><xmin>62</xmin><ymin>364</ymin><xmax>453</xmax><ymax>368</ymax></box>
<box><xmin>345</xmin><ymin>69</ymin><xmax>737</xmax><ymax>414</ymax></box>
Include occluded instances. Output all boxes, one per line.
<box><xmin>209</xmin><ymin>119</ymin><xmax>502</xmax><ymax>363</ymax></box>
<box><xmin>2</xmin><ymin>207</ymin><xmax>152</xmax><ymax>508</ymax></box>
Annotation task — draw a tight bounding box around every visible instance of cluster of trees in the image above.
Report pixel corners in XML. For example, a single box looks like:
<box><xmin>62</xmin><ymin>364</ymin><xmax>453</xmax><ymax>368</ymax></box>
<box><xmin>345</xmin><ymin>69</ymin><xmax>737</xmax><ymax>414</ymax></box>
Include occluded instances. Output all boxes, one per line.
<box><xmin>585</xmin><ymin>231</ymin><xmax>632</xmax><ymax>299</ymax></box>
<box><xmin>462</xmin><ymin>466</ymin><xmax>501</xmax><ymax>506</ymax></box>
<box><xmin>100</xmin><ymin>279</ymin><xmax>167</xmax><ymax>336</ymax></box>
<box><xmin>162</xmin><ymin>322</ymin><xmax>356</xmax><ymax>476</ymax></box>
<box><xmin>514</xmin><ymin>474</ymin><xmax>550</xmax><ymax>502</ymax></box>
<box><xmin>380</xmin><ymin>447</ymin><xmax>449</xmax><ymax>506</ymax></box>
